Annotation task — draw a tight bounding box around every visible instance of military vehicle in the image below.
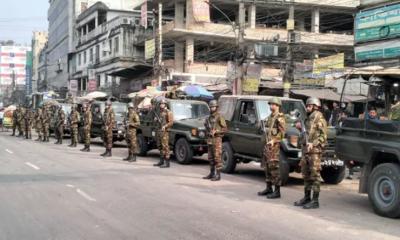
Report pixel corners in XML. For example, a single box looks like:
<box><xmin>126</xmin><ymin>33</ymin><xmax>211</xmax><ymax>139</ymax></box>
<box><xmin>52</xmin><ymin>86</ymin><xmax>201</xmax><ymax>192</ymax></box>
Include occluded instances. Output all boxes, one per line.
<box><xmin>336</xmin><ymin>70</ymin><xmax>400</xmax><ymax>218</ymax></box>
<box><xmin>137</xmin><ymin>99</ymin><xmax>209</xmax><ymax>164</ymax></box>
<box><xmin>219</xmin><ymin>95</ymin><xmax>345</xmax><ymax>185</ymax></box>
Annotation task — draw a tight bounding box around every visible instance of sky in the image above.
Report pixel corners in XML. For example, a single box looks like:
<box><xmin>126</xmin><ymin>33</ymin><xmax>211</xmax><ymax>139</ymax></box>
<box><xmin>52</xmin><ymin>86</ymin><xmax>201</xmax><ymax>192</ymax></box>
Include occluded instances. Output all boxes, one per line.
<box><xmin>0</xmin><ymin>0</ymin><xmax>48</xmax><ymax>45</ymax></box>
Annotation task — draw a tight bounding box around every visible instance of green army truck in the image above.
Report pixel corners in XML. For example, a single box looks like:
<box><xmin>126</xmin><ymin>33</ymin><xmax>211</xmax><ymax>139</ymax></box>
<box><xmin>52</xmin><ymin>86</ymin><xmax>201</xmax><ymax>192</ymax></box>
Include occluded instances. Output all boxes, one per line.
<box><xmin>219</xmin><ymin>95</ymin><xmax>345</xmax><ymax>185</ymax></box>
<box><xmin>137</xmin><ymin>99</ymin><xmax>209</xmax><ymax>164</ymax></box>
<box><xmin>336</xmin><ymin>71</ymin><xmax>400</xmax><ymax>218</ymax></box>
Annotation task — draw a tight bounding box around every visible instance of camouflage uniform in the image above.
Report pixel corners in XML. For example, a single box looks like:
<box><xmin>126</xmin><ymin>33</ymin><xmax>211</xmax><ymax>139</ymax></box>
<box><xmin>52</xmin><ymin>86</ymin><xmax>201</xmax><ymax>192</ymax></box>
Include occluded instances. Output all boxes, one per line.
<box><xmin>11</xmin><ymin>107</ymin><xmax>20</xmax><ymax>136</ymax></box>
<box><xmin>34</xmin><ymin>108</ymin><xmax>43</xmax><ymax>141</ymax></box>
<box><xmin>41</xmin><ymin>107</ymin><xmax>51</xmax><ymax>142</ymax></box>
<box><xmin>206</xmin><ymin>112</ymin><xmax>227</xmax><ymax>171</ymax></box>
<box><xmin>389</xmin><ymin>102</ymin><xmax>400</xmax><ymax>121</ymax></box>
<box><xmin>69</xmin><ymin>108</ymin><xmax>80</xmax><ymax>147</ymax></box>
<box><xmin>124</xmin><ymin>106</ymin><xmax>140</xmax><ymax>161</ymax></box>
<box><xmin>263</xmin><ymin>112</ymin><xmax>286</xmax><ymax>187</ymax></box>
<box><xmin>153</xmin><ymin>102</ymin><xmax>173</xmax><ymax>167</ymax></box>
<box><xmin>18</xmin><ymin>107</ymin><xmax>25</xmax><ymax>136</ymax></box>
<box><xmin>81</xmin><ymin>107</ymin><xmax>92</xmax><ymax>151</ymax></box>
<box><xmin>101</xmin><ymin>105</ymin><xmax>115</xmax><ymax>157</ymax></box>
<box><xmin>56</xmin><ymin>108</ymin><xmax>66</xmax><ymax>144</ymax></box>
<box><xmin>24</xmin><ymin>107</ymin><xmax>34</xmax><ymax>139</ymax></box>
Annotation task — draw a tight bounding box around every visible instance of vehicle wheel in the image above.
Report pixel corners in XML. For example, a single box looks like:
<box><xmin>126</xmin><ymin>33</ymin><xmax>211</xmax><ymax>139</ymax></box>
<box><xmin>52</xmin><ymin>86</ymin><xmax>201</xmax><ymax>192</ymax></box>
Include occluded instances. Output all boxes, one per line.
<box><xmin>222</xmin><ymin>142</ymin><xmax>236</xmax><ymax>174</ymax></box>
<box><xmin>368</xmin><ymin>163</ymin><xmax>400</xmax><ymax>218</ymax></box>
<box><xmin>174</xmin><ymin>138</ymin><xmax>193</xmax><ymax>164</ymax></box>
<box><xmin>78</xmin><ymin>127</ymin><xmax>84</xmax><ymax>144</ymax></box>
<box><xmin>137</xmin><ymin>133</ymin><xmax>148</xmax><ymax>156</ymax></box>
<box><xmin>321</xmin><ymin>165</ymin><xmax>346</xmax><ymax>184</ymax></box>
<box><xmin>279</xmin><ymin>150</ymin><xmax>290</xmax><ymax>186</ymax></box>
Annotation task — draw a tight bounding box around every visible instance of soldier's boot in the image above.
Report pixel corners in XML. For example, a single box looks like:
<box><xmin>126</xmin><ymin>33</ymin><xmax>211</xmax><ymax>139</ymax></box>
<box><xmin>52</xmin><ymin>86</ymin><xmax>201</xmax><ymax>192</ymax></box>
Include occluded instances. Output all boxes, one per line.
<box><xmin>11</xmin><ymin>129</ymin><xmax>15</xmax><ymax>136</ymax></box>
<box><xmin>80</xmin><ymin>145</ymin><xmax>89</xmax><ymax>152</ymax></box>
<box><xmin>35</xmin><ymin>136</ymin><xmax>41</xmax><ymax>141</ymax></box>
<box><xmin>123</xmin><ymin>153</ymin><xmax>133</xmax><ymax>161</ymax></box>
<box><xmin>258</xmin><ymin>182</ymin><xmax>273</xmax><ymax>196</ymax></box>
<box><xmin>211</xmin><ymin>170</ymin><xmax>221</xmax><ymax>181</ymax></box>
<box><xmin>267</xmin><ymin>185</ymin><xmax>281</xmax><ymax>199</ymax></box>
<box><xmin>18</xmin><ymin>132</ymin><xmax>23</xmax><ymax>137</ymax></box>
<box><xmin>129</xmin><ymin>155</ymin><xmax>137</xmax><ymax>162</ymax></box>
<box><xmin>303</xmin><ymin>192</ymin><xmax>319</xmax><ymax>209</ymax></box>
<box><xmin>68</xmin><ymin>141</ymin><xmax>75</xmax><ymax>147</ymax></box>
<box><xmin>203</xmin><ymin>166</ymin><xmax>215</xmax><ymax>180</ymax></box>
<box><xmin>100</xmin><ymin>150</ymin><xmax>108</xmax><ymax>157</ymax></box>
<box><xmin>294</xmin><ymin>190</ymin><xmax>312</xmax><ymax>207</ymax></box>
<box><xmin>105</xmin><ymin>149</ymin><xmax>112</xmax><ymax>157</ymax></box>
<box><xmin>59</xmin><ymin>139</ymin><xmax>63</xmax><ymax>144</ymax></box>
<box><xmin>54</xmin><ymin>140</ymin><xmax>59</xmax><ymax>144</ymax></box>
<box><xmin>153</xmin><ymin>156</ymin><xmax>164</xmax><ymax>167</ymax></box>
<box><xmin>160</xmin><ymin>159</ymin><xmax>170</xmax><ymax>168</ymax></box>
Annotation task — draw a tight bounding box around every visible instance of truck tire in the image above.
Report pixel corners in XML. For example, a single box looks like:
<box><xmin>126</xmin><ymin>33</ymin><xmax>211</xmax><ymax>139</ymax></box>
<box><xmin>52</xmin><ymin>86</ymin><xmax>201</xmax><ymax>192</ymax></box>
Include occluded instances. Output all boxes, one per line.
<box><xmin>279</xmin><ymin>150</ymin><xmax>290</xmax><ymax>186</ymax></box>
<box><xmin>137</xmin><ymin>133</ymin><xmax>148</xmax><ymax>156</ymax></box>
<box><xmin>78</xmin><ymin>127</ymin><xmax>84</xmax><ymax>144</ymax></box>
<box><xmin>174</xmin><ymin>138</ymin><xmax>193</xmax><ymax>164</ymax></box>
<box><xmin>368</xmin><ymin>163</ymin><xmax>400</xmax><ymax>218</ymax></box>
<box><xmin>222</xmin><ymin>142</ymin><xmax>236</xmax><ymax>174</ymax></box>
<box><xmin>321</xmin><ymin>166</ymin><xmax>346</xmax><ymax>184</ymax></box>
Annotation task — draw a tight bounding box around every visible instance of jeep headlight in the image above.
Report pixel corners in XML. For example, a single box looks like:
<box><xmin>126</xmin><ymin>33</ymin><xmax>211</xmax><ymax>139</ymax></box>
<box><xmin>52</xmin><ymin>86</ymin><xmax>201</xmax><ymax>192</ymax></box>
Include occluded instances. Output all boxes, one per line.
<box><xmin>191</xmin><ymin>128</ymin><xmax>198</xmax><ymax>136</ymax></box>
<box><xmin>198</xmin><ymin>131</ymin><xmax>206</xmax><ymax>138</ymax></box>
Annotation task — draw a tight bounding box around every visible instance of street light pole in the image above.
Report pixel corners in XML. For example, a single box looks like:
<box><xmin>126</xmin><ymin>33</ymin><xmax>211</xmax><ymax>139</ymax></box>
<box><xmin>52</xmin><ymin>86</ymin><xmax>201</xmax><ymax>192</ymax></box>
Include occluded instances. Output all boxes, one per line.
<box><xmin>283</xmin><ymin>2</ymin><xmax>295</xmax><ymax>98</ymax></box>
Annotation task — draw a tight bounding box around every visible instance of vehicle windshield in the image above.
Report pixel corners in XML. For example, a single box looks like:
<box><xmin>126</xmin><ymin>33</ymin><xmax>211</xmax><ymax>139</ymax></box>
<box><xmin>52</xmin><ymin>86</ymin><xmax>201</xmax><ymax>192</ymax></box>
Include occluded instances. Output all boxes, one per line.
<box><xmin>170</xmin><ymin>102</ymin><xmax>210</xmax><ymax>120</ymax></box>
<box><xmin>61</xmin><ymin>104</ymin><xmax>72</xmax><ymax>115</ymax></box>
<box><xmin>256</xmin><ymin>100</ymin><xmax>271</xmax><ymax>120</ymax></box>
<box><xmin>257</xmin><ymin>100</ymin><xmax>306</xmax><ymax>120</ymax></box>
<box><xmin>112</xmin><ymin>103</ymin><xmax>127</xmax><ymax>114</ymax></box>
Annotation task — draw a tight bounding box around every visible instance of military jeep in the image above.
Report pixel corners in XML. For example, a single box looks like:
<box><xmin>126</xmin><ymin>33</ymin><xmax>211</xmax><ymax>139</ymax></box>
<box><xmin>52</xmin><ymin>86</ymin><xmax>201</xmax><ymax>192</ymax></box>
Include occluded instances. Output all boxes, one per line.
<box><xmin>137</xmin><ymin>99</ymin><xmax>209</xmax><ymax>164</ymax></box>
<box><xmin>219</xmin><ymin>95</ymin><xmax>345</xmax><ymax>185</ymax></box>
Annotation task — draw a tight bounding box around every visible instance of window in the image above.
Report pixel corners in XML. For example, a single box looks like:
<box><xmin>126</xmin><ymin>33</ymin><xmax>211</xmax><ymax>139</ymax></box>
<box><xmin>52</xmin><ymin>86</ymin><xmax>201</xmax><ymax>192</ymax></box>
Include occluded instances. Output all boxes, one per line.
<box><xmin>89</xmin><ymin>48</ymin><xmax>93</xmax><ymax>62</ymax></box>
<box><xmin>238</xmin><ymin>101</ymin><xmax>257</xmax><ymax>124</ymax></box>
<box><xmin>109</xmin><ymin>39</ymin><xmax>112</xmax><ymax>55</ymax></box>
<box><xmin>78</xmin><ymin>53</ymin><xmax>81</xmax><ymax>66</ymax></box>
<box><xmin>102</xmin><ymin>42</ymin><xmax>106</xmax><ymax>57</ymax></box>
<box><xmin>114</xmin><ymin>37</ymin><xmax>119</xmax><ymax>54</ymax></box>
<box><xmin>84</xmin><ymin>51</ymin><xmax>87</xmax><ymax>64</ymax></box>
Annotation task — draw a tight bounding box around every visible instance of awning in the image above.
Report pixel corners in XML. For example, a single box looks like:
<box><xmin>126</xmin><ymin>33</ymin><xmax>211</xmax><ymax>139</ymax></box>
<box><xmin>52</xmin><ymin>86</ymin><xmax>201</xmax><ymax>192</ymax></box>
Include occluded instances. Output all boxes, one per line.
<box><xmin>108</xmin><ymin>64</ymin><xmax>153</xmax><ymax>78</ymax></box>
<box><xmin>290</xmin><ymin>89</ymin><xmax>366</xmax><ymax>103</ymax></box>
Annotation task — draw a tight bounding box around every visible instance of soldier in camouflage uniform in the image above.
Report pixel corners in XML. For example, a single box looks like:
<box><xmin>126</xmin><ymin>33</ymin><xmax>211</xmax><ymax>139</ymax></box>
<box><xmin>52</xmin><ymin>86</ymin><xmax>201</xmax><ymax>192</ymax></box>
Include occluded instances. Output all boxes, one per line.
<box><xmin>69</xmin><ymin>105</ymin><xmax>80</xmax><ymax>147</ymax></box>
<box><xmin>294</xmin><ymin>97</ymin><xmax>327</xmax><ymax>209</ymax></box>
<box><xmin>34</xmin><ymin>105</ymin><xmax>43</xmax><ymax>141</ymax></box>
<box><xmin>80</xmin><ymin>104</ymin><xmax>92</xmax><ymax>152</ymax></box>
<box><xmin>11</xmin><ymin>105</ymin><xmax>20</xmax><ymax>136</ymax></box>
<box><xmin>389</xmin><ymin>101</ymin><xmax>400</xmax><ymax>121</ymax></box>
<box><xmin>153</xmin><ymin>99</ymin><xmax>173</xmax><ymax>168</ymax></box>
<box><xmin>257</xmin><ymin>97</ymin><xmax>286</xmax><ymax>198</ymax></box>
<box><xmin>123</xmin><ymin>102</ymin><xmax>140</xmax><ymax>162</ymax></box>
<box><xmin>41</xmin><ymin>105</ymin><xmax>51</xmax><ymax>142</ymax></box>
<box><xmin>18</xmin><ymin>105</ymin><xmax>25</xmax><ymax>137</ymax></box>
<box><xmin>24</xmin><ymin>105</ymin><xmax>34</xmax><ymax>139</ymax></box>
<box><xmin>100</xmin><ymin>100</ymin><xmax>115</xmax><ymax>157</ymax></box>
<box><xmin>55</xmin><ymin>105</ymin><xmax>66</xmax><ymax>144</ymax></box>
<box><xmin>203</xmin><ymin>100</ymin><xmax>227</xmax><ymax>181</ymax></box>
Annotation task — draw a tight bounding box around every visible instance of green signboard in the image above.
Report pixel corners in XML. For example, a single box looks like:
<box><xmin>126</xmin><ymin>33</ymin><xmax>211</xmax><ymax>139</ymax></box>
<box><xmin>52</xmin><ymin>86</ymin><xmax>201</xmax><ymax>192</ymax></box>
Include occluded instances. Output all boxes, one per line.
<box><xmin>355</xmin><ymin>39</ymin><xmax>400</xmax><ymax>61</ymax></box>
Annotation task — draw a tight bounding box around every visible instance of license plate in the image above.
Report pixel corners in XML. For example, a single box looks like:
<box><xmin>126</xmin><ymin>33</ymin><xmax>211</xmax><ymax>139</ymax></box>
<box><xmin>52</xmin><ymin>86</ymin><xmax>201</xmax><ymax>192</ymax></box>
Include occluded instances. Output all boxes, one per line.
<box><xmin>322</xmin><ymin>159</ymin><xmax>344</xmax><ymax>166</ymax></box>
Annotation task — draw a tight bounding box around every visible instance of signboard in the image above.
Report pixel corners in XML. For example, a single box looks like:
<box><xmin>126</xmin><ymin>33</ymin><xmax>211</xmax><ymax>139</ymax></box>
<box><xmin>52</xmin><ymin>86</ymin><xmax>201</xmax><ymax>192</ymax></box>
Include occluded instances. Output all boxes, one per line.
<box><xmin>313</xmin><ymin>53</ymin><xmax>344</xmax><ymax>75</ymax></box>
<box><xmin>192</xmin><ymin>0</ymin><xmax>210</xmax><ymax>22</ymax></box>
<box><xmin>145</xmin><ymin>39</ymin><xmax>155</xmax><ymax>60</ymax></box>
<box><xmin>69</xmin><ymin>80</ymin><xmax>78</xmax><ymax>95</ymax></box>
<box><xmin>294</xmin><ymin>78</ymin><xmax>325</xmax><ymax>86</ymax></box>
<box><xmin>360</xmin><ymin>0</ymin><xmax>392</xmax><ymax>7</ymax></box>
<box><xmin>141</xmin><ymin>1</ymin><xmax>148</xmax><ymax>29</ymax></box>
<box><xmin>243</xmin><ymin>63</ymin><xmax>261</xmax><ymax>93</ymax></box>
<box><xmin>87</xmin><ymin>69</ymin><xmax>97</xmax><ymax>92</ymax></box>
<box><xmin>355</xmin><ymin>39</ymin><xmax>400</xmax><ymax>61</ymax></box>
<box><xmin>355</xmin><ymin>3</ymin><xmax>400</xmax><ymax>43</ymax></box>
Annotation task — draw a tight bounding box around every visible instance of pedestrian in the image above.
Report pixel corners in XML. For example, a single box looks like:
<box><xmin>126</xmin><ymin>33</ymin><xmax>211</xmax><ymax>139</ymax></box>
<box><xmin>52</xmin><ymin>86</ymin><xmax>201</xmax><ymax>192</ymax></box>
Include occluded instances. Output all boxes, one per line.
<box><xmin>11</xmin><ymin>105</ymin><xmax>20</xmax><ymax>136</ymax></box>
<box><xmin>153</xmin><ymin>99</ymin><xmax>173</xmax><ymax>168</ymax></box>
<box><xmin>41</xmin><ymin>105</ymin><xmax>51</xmax><ymax>142</ymax></box>
<box><xmin>123</xmin><ymin>102</ymin><xmax>140</xmax><ymax>162</ymax></box>
<box><xmin>69</xmin><ymin>104</ymin><xmax>80</xmax><ymax>148</ymax></box>
<box><xmin>257</xmin><ymin>97</ymin><xmax>286</xmax><ymax>198</ymax></box>
<box><xmin>322</xmin><ymin>103</ymin><xmax>331</xmax><ymax>122</ymax></box>
<box><xmin>294</xmin><ymin>97</ymin><xmax>327</xmax><ymax>209</ymax></box>
<box><xmin>34</xmin><ymin>105</ymin><xmax>43</xmax><ymax>141</ymax></box>
<box><xmin>329</xmin><ymin>102</ymin><xmax>340</xmax><ymax>126</ymax></box>
<box><xmin>55</xmin><ymin>105</ymin><xmax>66</xmax><ymax>144</ymax></box>
<box><xmin>24</xmin><ymin>105</ymin><xmax>34</xmax><ymax>139</ymax></box>
<box><xmin>80</xmin><ymin>104</ymin><xmax>92</xmax><ymax>152</ymax></box>
<box><xmin>203</xmin><ymin>100</ymin><xmax>227</xmax><ymax>181</ymax></box>
<box><xmin>100</xmin><ymin>100</ymin><xmax>115</xmax><ymax>157</ymax></box>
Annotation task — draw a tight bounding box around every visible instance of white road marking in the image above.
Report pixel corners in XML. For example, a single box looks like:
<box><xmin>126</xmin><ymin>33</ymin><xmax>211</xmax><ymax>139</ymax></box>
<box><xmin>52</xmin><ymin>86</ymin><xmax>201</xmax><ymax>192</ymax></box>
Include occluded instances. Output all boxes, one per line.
<box><xmin>76</xmin><ymin>188</ymin><xmax>97</xmax><ymax>202</ymax></box>
<box><xmin>5</xmin><ymin>149</ymin><xmax>13</xmax><ymax>154</ymax></box>
<box><xmin>25</xmin><ymin>162</ymin><xmax>40</xmax><ymax>170</ymax></box>
<box><xmin>66</xmin><ymin>184</ymin><xmax>75</xmax><ymax>188</ymax></box>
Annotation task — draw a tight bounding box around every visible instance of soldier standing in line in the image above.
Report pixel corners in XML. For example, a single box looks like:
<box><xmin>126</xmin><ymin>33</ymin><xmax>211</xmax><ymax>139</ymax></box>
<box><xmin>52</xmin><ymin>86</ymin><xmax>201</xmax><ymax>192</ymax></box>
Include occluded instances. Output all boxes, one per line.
<box><xmin>11</xmin><ymin>105</ymin><xmax>20</xmax><ymax>136</ymax></box>
<box><xmin>153</xmin><ymin>99</ymin><xmax>173</xmax><ymax>168</ymax></box>
<box><xmin>69</xmin><ymin>104</ymin><xmax>80</xmax><ymax>147</ymax></box>
<box><xmin>55</xmin><ymin>105</ymin><xmax>66</xmax><ymax>144</ymax></box>
<box><xmin>203</xmin><ymin>100</ymin><xmax>227</xmax><ymax>181</ymax></box>
<box><xmin>123</xmin><ymin>102</ymin><xmax>140</xmax><ymax>162</ymax></box>
<box><xmin>34</xmin><ymin>105</ymin><xmax>43</xmax><ymax>141</ymax></box>
<box><xmin>41</xmin><ymin>105</ymin><xmax>51</xmax><ymax>142</ymax></box>
<box><xmin>18</xmin><ymin>105</ymin><xmax>25</xmax><ymax>137</ymax></box>
<box><xmin>24</xmin><ymin>105</ymin><xmax>34</xmax><ymax>139</ymax></box>
<box><xmin>294</xmin><ymin>97</ymin><xmax>327</xmax><ymax>209</ymax></box>
<box><xmin>100</xmin><ymin>100</ymin><xmax>115</xmax><ymax>157</ymax></box>
<box><xmin>80</xmin><ymin>104</ymin><xmax>92</xmax><ymax>152</ymax></box>
<box><xmin>257</xmin><ymin>98</ymin><xmax>286</xmax><ymax>198</ymax></box>
<box><xmin>389</xmin><ymin>100</ymin><xmax>400</xmax><ymax>121</ymax></box>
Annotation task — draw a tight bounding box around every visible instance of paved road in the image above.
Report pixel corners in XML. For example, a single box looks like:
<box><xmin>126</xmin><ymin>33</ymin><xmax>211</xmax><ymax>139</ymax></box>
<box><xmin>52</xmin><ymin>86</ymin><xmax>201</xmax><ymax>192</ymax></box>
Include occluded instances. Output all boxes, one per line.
<box><xmin>0</xmin><ymin>132</ymin><xmax>399</xmax><ymax>240</ymax></box>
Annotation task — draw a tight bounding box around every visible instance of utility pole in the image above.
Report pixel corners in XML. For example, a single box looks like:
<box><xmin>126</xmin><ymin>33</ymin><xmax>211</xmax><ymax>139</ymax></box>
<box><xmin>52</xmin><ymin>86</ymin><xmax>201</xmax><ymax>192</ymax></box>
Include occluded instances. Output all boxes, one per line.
<box><xmin>236</xmin><ymin>1</ymin><xmax>246</xmax><ymax>95</ymax></box>
<box><xmin>283</xmin><ymin>3</ymin><xmax>295</xmax><ymax>98</ymax></box>
<box><xmin>157</xmin><ymin>2</ymin><xmax>163</xmax><ymax>86</ymax></box>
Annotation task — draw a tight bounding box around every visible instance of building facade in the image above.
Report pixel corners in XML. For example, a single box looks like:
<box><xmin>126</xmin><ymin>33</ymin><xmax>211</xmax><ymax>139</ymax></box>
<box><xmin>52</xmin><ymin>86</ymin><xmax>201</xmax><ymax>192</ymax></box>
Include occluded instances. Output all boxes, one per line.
<box><xmin>31</xmin><ymin>31</ymin><xmax>48</xmax><ymax>93</ymax></box>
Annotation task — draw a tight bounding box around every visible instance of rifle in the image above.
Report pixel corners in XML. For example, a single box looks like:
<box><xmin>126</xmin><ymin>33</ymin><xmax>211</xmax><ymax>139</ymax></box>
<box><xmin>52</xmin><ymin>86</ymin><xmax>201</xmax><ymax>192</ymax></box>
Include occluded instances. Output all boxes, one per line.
<box><xmin>204</xmin><ymin>118</ymin><xmax>213</xmax><ymax>137</ymax></box>
<box><xmin>299</xmin><ymin>119</ymin><xmax>309</xmax><ymax>154</ymax></box>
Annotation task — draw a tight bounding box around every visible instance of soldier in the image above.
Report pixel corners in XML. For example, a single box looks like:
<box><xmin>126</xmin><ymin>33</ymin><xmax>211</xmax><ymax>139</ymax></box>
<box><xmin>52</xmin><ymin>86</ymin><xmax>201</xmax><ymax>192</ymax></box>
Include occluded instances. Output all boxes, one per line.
<box><xmin>153</xmin><ymin>99</ymin><xmax>173</xmax><ymax>168</ymax></box>
<box><xmin>34</xmin><ymin>105</ymin><xmax>43</xmax><ymax>141</ymax></box>
<box><xmin>80</xmin><ymin>104</ymin><xmax>92</xmax><ymax>152</ymax></box>
<box><xmin>11</xmin><ymin>105</ymin><xmax>20</xmax><ymax>136</ymax></box>
<box><xmin>389</xmin><ymin>100</ymin><xmax>400</xmax><ymax>121</ymax></box>
<box><xmin>18</xmin><ymin>105</ymin><xmax>25</xmax><ymax>137</ymax></box>
<box><xmin>203</xmin><ymin>100</ymin><xmax>227</xmax><ymax>181</ymax></box>
<box><xmin>69</xmin><ymin>104</ymin><xmax>80</xmax><ymax>148</ymax></box>
<box><xmin>24</xmin><ymin>105</ymin><xmax>34</xmax><ymax>139</ymax></box>
<box><xmin>294</xmin><ymin>97</ymin><xmax>327</xmax><ymax>209</ymax></box>
<box><xmin>41</xmin><ymin>105</ymin><xmax>51</xmax><ymax>142</ymax></box>
<box><xmin>55</xmin><ymin>105</ymin><xmax>66</xmax><ymax>144</ymax></box>
<box><xmin>66</xmin><ymin>92</ymin><xmax>74</xmax><ymax>104</ymax></box>
<box><xmin>123</xmin><ymin>102</ymin><xmax>140</xmax><ymax>162</ymax></box>
<box><xmin>100</xmin><ymin>100</ymin><xmax>115</xmax><ymax>157</ymax></box>
<box><xmin>257</xmin><ymin>97</ymin><xmax>286</xmax><ymax>198</ymax></box>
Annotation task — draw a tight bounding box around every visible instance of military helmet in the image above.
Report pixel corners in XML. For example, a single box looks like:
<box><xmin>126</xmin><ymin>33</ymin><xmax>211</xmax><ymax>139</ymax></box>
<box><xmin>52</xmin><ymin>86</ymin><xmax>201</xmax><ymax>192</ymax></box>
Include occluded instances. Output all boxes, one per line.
<box><xmin>306</xmin><ymin>97</ymin><xmax>321</xmax><ymax>107</ymax></box>
<box><xmin>268</xmin><ymin>97</ymin><xmax>282</xmax><ymax>106</ymax></box>
<box><xmin>106</xmin><ymin>100</ymin><xmax>112</xmax><ymax>106</ymax></box>
<box><xmin>209</xmin><ymin>100</ymin><xmax>218</xmax><ymax>108</ymax></box>
<box><xmin>159</xmin><ymin>98</ymin><xmax>167</xmax><ymax>104</ymax></box>
<box><xmin>128</xmin><ymin>102</ymin><xmax>135</xmax><ymax>109</ymax></box>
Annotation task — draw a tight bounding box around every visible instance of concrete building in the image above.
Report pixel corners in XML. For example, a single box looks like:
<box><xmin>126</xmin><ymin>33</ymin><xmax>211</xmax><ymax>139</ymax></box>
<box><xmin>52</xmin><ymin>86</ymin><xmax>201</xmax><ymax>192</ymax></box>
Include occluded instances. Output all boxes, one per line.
<box><xmin>70</xmin><ymin>2</ymin><xmax>152</xmax><ymax>96</ymax></box>
<box><xmin>46</xmin><ymin>0</ymin><xmax>145</xmax><ymax>97</ymax></box>
<box><xmin>155</xmin><ymin>0</ymin><xmax>358</xmax><ymax>91</ymax></box>
<box><xmin>31</xmin><ymin>31</ymin><xmax>48</xmax><ymax>93</ymax></box>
